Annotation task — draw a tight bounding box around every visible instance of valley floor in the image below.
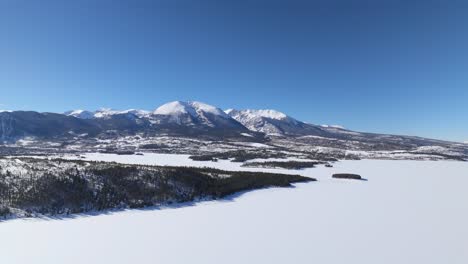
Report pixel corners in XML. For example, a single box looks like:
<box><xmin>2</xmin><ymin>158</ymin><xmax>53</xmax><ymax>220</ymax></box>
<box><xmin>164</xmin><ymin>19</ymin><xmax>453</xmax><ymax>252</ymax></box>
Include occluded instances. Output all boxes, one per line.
<box><xmin>1</xmin><ymin>156</ymin><xmax>467</xmax><ymax>264</ymax></box>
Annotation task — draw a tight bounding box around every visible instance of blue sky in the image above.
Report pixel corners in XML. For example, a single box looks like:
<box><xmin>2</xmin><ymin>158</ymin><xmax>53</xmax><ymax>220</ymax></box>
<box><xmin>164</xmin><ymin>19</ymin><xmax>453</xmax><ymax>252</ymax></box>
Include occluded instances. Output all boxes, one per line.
<box><xmin>0</xmin><ymin>0</ymin><xmax>467</xmax><ymax>141</ymax></box>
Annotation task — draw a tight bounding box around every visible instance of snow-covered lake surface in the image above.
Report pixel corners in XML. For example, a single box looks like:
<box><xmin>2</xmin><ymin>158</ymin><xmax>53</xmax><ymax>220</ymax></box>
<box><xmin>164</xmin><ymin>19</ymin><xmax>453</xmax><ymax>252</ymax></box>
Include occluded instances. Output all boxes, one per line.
<box><xmin>1</xmin><ymin>154</ymin><xmax>467</xmax><ymax>264</ymax></box>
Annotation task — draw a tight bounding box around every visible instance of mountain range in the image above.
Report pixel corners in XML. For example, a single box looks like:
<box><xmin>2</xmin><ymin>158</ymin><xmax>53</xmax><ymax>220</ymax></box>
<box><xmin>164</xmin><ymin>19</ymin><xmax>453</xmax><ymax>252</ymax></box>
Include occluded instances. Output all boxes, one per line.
<box><xmin>0</xmin><ymin>101</ymin><xmax>465</xmax><ymax>156</ymax></box>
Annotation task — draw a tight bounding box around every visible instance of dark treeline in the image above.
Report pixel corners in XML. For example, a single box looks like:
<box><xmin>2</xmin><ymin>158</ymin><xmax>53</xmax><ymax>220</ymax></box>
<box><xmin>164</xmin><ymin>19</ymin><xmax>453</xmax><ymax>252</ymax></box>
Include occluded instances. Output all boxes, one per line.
<box><xmin>189</xmin><ymin>150</ymin><xmax>287</xmax><ymax>162</ymax></box>
<box><xmin>189</xmin><ymin>150</ymin><xmax>356</xmax><ymax>163</ymax></box>
<box><xmin>0</xmin><ymin>158</ymin><xmax>313</xmax><ymax>218</ymax></box>
<box><xmin>242</xmin><ymin>161</ymin><xmax>326</xmax><ymax>170</ymax></box>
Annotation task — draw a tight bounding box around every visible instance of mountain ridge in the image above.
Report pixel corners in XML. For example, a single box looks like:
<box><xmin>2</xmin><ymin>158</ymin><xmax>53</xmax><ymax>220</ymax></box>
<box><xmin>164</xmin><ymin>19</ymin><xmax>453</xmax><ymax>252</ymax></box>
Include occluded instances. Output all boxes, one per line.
<box><xmin>0</xmin><ymin>101</ymin><xmax>463</xmax><ymax>154</ymax></box>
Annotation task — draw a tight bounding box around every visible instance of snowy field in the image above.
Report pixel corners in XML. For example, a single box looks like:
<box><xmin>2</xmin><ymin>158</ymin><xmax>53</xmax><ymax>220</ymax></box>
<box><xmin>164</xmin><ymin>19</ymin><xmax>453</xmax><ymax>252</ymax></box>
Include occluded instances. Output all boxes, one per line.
<box><xmin>1</xmin><ymin>154</ymin><xmax>467</xmax><ymax>264</ymax></box>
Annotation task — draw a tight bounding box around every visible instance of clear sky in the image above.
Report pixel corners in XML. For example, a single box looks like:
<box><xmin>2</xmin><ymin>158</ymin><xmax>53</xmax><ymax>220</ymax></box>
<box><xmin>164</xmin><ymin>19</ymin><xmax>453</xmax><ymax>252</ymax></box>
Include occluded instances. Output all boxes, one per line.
<box><xmin>1</xmin><ymin>0</ymin><xmax>467</xmax><ymax>141</ymax></box>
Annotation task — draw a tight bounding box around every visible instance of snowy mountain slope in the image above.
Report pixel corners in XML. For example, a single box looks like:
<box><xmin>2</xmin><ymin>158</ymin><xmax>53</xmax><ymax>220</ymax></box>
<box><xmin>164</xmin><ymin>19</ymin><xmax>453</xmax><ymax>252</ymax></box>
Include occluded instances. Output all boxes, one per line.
<box><xmin>68</xmin><ymin>101</ymin><xmax>238</xmax><ymax>129</ymax></box>
<box><xmin>66</xmin><ymin>109</ymin><xmax>150</xmax><ymax>119</ymax></box>
<box><xmin>152</xmin><ymin>101</ymin><xmax>247</xmax><ymax>132</ymax></box>
<box><xmin>226</xmin><ymin>109</ymin><xmax>301</xmax><ymax>135</ymax></box>
<box><xmin>64</xmin><ymin>110</ymin><xmax>95</xmax><ymax>119</ymax></box>
<box><xmin>154</xmin><ymin>101</ymin><xmax>197</xmax><ymax>116</ymax></box>
<box><xmin>226</xmin><ymin>109</ymin><xmax>340</xmax><ymax>137</ymax></box>
<box><xmin>226</xmin><ymin>108</ymin><xmax>462</xmax><ymax>153</ymax></box>
<box><xmin>0</xmin><ymin>111</ymin><xmax>101</xmax><ymax>142</ymax></box>
<box><xmin>0</xmin><ymin>110</ymin><xmax>155</xmax><ymax>143</ymax></box>
<box><xmin>120</xmin><ymin>109</ymin><xmax>151</xmax><ymax>118</ymax></box>
<box><xmin>225</xmin><ymin>109</ymin><xmax>290</xmax><ymax>121</ymax></box>
<box><xmin>0</xmin><ymin>102</ymin><xmax>254</xmax><ymax>142</ymax></box>
<box><xmin>0</xmin><ymin>101</ymin><xmax>465</xmax><ymax>159</ymax></box>
<box><xmin>94</xmin><ymin>108</ymin><xmax>151</xmax><ymax>119</ymax></box>
<box><xmin>154</xmin><ymin>101</ymin><xmax>230</xmax><ymax>123</ymax></box>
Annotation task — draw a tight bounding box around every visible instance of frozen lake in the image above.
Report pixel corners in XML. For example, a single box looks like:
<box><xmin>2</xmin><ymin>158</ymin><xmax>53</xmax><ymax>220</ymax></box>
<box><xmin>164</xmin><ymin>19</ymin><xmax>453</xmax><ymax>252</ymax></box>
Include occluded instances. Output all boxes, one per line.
<box><xmin>1</xmin><ymin>155</ymin><xmax>467</xmax><ymax>264</ymax></box>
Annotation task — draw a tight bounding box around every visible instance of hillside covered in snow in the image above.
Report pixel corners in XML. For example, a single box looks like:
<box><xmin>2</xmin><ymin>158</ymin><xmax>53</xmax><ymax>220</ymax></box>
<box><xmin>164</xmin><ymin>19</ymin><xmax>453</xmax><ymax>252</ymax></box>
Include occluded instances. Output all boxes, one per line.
<box><xmin>0</xmin><ymin>101</ymin><xmax>466</xmax><ymax>161</ymax></box>
<box><xmin>0</xmin><ymin>156</ymin><xmax>311</xmax><ymax>219</ymax></box>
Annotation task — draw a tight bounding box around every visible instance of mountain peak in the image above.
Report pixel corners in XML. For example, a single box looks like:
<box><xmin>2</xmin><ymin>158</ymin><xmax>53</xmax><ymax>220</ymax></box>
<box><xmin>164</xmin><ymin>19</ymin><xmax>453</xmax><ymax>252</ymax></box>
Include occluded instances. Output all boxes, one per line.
<box><xmin>66</xmin><ymin>108</ymin><xmax>150</xmax><ymax>119</ymax></box>
<box><xmin>226</xmin><ymin>109</ymin><xmax>300</xmax><ymax>135</ymax></box>
<box><xmin>245</xmin><ymin>109</ymin><xmax>289</xmax><ymax>120</ymax></box>
<box><xmin>64</xmin><ymin>110</ymin><xmax>95</xmax><ymax>119</ymax></box>
<box><xmin>188</xmin><ymin>101</ymin><xmax>229</xmax><ymax>117</ymax></box>
<box><xmin>153</xmin><ymin>101</ymin><xmax>195</xmax><ymax>116</ymax></box>
<box><xmin>119</xmin><ymin>109</ymin><xmax>150</xmax><ymax>117</ymax></box>
<box><xmin>153</xmin><ymin>101</ymin><xmax>229</xmax><ymax>118</ymax></box>
<box><xmin>93</xmin><ymin>108</ymin><xmax>119</xmax><ymax>118</ymax></box>
<box><xmin>227</xmin><ymin>109</ymin><xmax>295</xmax><ymax>122</ymax></box>
<box><xmin>224</xmin><ymin>109</ymin><xmax>235</xmax><ymax>115</ymax></box>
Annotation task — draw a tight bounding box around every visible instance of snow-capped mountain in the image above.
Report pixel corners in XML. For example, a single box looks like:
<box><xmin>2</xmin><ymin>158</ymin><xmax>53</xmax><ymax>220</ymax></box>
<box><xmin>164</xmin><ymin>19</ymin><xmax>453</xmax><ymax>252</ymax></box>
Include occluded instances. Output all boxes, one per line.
<box><xmin>152</xmin><ymin>101</ymin><xmax>245</xmax><ymax>130</ymax></box>
<box><xmin>60</xmin><ymin>101</ymin><xmax>251</xmax><ymax>139</ymax></box>
<box><xmin>226</xmin><ymin>108</ymin><xmax>339</xmax><ymax>138</ymax></box>
<box><xmin>225</xmin><ymin>109</ymin><xmax>290</xmax><ymax>121</ymax></box>
<box><xmin>0</xmin><ymin>101</ymin><xmax>465</xmax><ymax>159</ymax></box>
<box><xmin>64</xmin><ymin>110</ymin><xmax>95</xmax><ymax>119</ymax></box>
<box><xmin>94</xmin><ymin>108</ymin><xmax>151</xmax><ymax>119</ymax></box>
<box><xmin>225</xmin><ymin>108</ymin><xmax>463</xmax><ymax>152</ymax></box>
<box><xmin>155</xmin><ymin>101</ymin><xmax>229</xmax><ymax>120</ymax></box>
<box><xmin>93</xmin><ymin>109</ymin><xmax>125</xmax><ymax>119</ymax></box>
<box><xmin>67</xmin><ymin>101</ymin><xmax>235</xmax><ymax>127</ymax></box>
<box><xmin>65</xmin><ymin>109</ymin><xmax>150</xmax><ymax>119</ymax></box>
<box><xmin>0</xmin><ymin>111</ymin><xmax>101</xmax><ymax>142</ymax></box>
<box><xmin>226</xmin><ymin>109</ymin><xmax>301</xmax><ymax>135</ymax></box>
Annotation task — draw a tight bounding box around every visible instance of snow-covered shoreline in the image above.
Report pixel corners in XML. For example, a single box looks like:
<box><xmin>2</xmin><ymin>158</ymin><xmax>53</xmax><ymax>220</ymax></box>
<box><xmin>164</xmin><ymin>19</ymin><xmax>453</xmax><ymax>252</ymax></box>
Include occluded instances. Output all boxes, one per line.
<box><xmin>1</xmin><ymin>156</ymin><xmax>467</xmax><ymax>264</ymax></box>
